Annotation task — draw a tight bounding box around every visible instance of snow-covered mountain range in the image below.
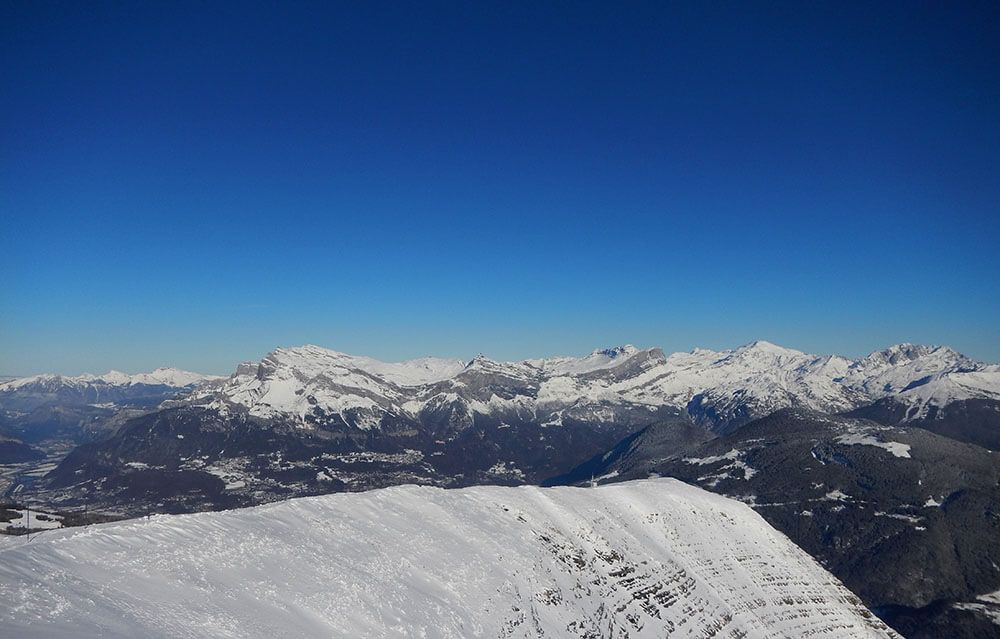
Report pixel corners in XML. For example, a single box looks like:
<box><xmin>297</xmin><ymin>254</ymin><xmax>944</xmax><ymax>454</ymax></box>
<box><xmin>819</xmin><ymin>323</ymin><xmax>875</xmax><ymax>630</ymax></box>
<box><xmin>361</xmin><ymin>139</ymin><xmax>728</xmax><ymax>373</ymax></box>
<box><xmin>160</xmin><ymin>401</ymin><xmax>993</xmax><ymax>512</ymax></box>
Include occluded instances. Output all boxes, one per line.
<box><xmin>183</xmin><ymin>341</ymin><xmax>1000</xmax><ymax>433</ymax></box>
<box><xmin>0</xmin><ymin>367</ymin><xmax>223</xmax><ymax>412</ymax></box>
<box><xmin>0</xmin><ymin>367</ymin><xmax>219</xmax><ymax>391</ymax></box>
<box><xmin>5</xmin><ymin>341</ymin><xmax>994</xmax><ymax>431</ymax></box>
<box><xmin>12</xmin><ymin>339</ymin><xmax>997</xmax><ymax>515</ymax></box>
<box><xmin>0</xmin><ymin>478</ymin><xmax>898</xmax><ymax>638</ymax></box>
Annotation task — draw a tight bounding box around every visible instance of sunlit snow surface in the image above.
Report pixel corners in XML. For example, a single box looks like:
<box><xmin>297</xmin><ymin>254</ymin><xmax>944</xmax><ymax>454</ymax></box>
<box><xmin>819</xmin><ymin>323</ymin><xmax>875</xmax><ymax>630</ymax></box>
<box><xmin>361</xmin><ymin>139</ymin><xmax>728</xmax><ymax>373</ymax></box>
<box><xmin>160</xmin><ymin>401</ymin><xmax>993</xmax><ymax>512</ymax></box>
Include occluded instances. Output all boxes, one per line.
<box><xmin>834</xmin><ymin>433</ymin><xmax>911</xmax><ymax>458</ymax></box>
<box><xmin>0</xmin><ymin>479</ymin><xmax>897</xmax><ymax>638</ymax></box>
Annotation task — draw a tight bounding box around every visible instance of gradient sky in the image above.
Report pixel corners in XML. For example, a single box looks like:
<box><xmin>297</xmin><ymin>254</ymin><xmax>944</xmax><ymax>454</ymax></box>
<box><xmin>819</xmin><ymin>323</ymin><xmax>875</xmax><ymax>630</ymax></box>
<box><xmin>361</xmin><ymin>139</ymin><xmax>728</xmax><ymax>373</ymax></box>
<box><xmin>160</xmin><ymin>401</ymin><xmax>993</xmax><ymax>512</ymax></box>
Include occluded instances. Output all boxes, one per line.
<box><xmin>2</xmin><ymin>2</ymin><xmax>999</xmax><ymax>375</ymax></box>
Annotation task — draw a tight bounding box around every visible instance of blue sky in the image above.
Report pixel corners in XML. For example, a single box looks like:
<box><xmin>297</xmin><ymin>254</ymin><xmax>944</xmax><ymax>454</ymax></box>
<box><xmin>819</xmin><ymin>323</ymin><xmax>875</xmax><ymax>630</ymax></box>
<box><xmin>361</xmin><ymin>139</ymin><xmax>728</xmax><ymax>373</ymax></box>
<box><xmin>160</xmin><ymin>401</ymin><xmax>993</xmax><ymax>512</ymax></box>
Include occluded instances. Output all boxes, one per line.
<box><xmin>2</xmin><ymin>2</ymin><xmax>999</xmax><ymax>374</ymax></box>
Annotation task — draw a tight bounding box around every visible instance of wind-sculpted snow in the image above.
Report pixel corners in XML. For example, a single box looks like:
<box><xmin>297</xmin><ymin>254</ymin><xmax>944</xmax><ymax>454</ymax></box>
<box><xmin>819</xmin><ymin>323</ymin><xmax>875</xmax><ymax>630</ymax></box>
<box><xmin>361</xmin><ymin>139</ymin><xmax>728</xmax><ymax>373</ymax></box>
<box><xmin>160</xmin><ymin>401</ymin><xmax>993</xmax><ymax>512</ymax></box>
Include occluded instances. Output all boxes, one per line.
<box><xmin>0</xmin><ymin>478</ymin><xmax>896</xmax><ymax>638</ymax></box>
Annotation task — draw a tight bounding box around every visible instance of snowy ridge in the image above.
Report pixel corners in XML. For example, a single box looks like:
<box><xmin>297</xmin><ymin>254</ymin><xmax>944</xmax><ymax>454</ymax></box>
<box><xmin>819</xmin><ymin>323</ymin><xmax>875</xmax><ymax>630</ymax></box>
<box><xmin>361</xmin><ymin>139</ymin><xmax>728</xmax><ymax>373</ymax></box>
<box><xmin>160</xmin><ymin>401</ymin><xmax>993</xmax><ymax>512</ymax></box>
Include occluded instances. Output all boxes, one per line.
<box><xmin>0</xmin><ymin>367</ymin><xmax>225</xmax><ymax>413</ymax></box>
<box><xmin>189</xmin><ymin>341</ymin><xmax>999</xmax><ymax>431</ymax></box>
<box><xmin>528</xmin><ymin>344</ymin><xmax>644</xmax><ymax>375</ymax></box>
<box><xmin>0</xmin><ymin>478</ymin><xmax>897</xmax><ymax>638</ymax></box>
<box><xmin>257</xmin><ymin>344</ymin><xmax>465</xmax><ymax>387</ymax></box>
<box><xmin>607</xmin><ymin>341</ymin><xmax>860</xmax><ymax>425</ymax></box>
<box><xmin>891</xmin><ymin>369</ymin><xmax>1000</xmax><ymax>418</ymax></box>
<box><xmin>192</xmin><ymin>346</ymin><xmax>464</xmax><ymax>425</ymax></box>
<box><xmin>0</xmin><ymin>367</ymin><xmax>221</xmax><ymax>392</ymax></box>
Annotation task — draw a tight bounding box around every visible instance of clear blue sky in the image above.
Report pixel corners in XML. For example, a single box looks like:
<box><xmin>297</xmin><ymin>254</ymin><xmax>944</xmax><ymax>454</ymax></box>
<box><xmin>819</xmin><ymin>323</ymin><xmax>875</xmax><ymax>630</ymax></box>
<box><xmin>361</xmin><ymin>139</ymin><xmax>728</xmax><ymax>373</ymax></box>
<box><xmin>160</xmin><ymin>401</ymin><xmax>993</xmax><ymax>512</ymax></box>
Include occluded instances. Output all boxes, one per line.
<box><xmin>2</xmin><ymin>2</ymin><xmax>999</xmax><ymax>375</ymax></box>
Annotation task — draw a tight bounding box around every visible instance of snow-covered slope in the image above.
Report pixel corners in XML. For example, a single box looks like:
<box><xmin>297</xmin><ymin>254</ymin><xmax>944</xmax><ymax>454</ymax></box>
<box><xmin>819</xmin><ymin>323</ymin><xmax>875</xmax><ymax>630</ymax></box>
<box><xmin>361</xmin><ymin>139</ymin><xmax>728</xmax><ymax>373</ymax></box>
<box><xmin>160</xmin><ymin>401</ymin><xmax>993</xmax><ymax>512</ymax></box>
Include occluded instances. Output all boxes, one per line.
<box><xmin>840</xmin><ymin>344</ymin><xmax>998</xmax><ymax>418</ymax></box>
<box><xmin>576</xmin><ymin>410</ymin><xmax>1000</xmax><ymax>636</ymax></box>
<box><xmin>0</xmin><ymin>478</ymin><xmax>897</xmax><ymax>638</ymax></box>
<box><xmin>887</xmin><ymin>369</ymin><xmax>1000</xmax><ymax>418</ymax></box>
<box><xmin>607</xmin><ymin>341</ymin><xmax>859</xmax><ymax>430</ymax></box>
<box><xmin>846</xmin><ymin>344</ymin><xmax>979</xmax><ymax>395</ymax></box>
<box><xmin>187</xmin><ymin>341</ymin><xmax>999</xmax><ymax>432</ymax></box>
<box><xmin>127</xmin><ymin>367</ymin><xmax>224</xmax><ymax>388</ymax></box>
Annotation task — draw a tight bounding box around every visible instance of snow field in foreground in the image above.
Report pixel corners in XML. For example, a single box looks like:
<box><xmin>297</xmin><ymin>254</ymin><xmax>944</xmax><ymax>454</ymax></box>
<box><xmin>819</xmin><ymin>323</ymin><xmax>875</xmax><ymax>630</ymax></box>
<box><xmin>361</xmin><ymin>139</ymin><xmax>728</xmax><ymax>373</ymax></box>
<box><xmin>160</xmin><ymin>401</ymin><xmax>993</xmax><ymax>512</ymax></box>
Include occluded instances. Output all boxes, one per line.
<box><xmin>0</xmin><ymin>478</ymin><xmax>898</xmax><ymax>638</ymax></box>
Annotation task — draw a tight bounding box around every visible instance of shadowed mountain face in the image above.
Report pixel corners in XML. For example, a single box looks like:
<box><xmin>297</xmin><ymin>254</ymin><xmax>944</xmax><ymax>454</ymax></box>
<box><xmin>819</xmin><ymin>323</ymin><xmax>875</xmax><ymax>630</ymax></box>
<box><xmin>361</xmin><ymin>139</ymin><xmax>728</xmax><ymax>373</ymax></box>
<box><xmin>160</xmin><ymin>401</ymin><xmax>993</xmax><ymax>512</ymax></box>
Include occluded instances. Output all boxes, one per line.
<box><xmin>543</xmin><ymin>419</ymin><xmax>713</xmax><ymax>487</ymax></box>
<box><xmin>0</xmin><ymin>435</ymin><xmax>44</xmax><ymax>464</ymax></box>
<box><xmin>41</xmin><ymin>403</ymin><xmax>662</xmax><ymax>515</ymax></box>
<box><xmin>557</xmin><ymin>409</ymin><xmax>1000</xmax><ymax>638</ymax></box>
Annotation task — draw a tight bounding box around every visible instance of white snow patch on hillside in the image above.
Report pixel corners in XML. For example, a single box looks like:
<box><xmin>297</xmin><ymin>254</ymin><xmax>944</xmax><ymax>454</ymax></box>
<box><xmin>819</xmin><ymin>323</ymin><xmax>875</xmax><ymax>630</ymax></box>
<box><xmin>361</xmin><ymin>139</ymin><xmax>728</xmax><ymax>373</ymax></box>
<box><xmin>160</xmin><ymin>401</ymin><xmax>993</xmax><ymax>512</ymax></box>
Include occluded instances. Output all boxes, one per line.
<box><xmin>835</xmin><ymin>433</ymin><xmax>911</xmax><ymax>458</ymax></box>
<box><xmin>682</xmin><ymin>448</ymin><xmax>758</xmax><ymax>482</ymax></box>
<box><xmin>0</xmin><ymin>479</ymin><xmax>897</xmax><ymax>639</ymax></box>
<box><xmin>953</xmin><ymin>588</ymin><xmax>1000</xmax><ymax>626</ymax></box>
<box><xmin>683</xmin><ymin>449</ymin><xmax>742</xmax><ymax>465</ymax></box>
<box><xmin>0</xmin><ymin>509</ymin><xmax>63</xmax><ymax>531</ymax></box>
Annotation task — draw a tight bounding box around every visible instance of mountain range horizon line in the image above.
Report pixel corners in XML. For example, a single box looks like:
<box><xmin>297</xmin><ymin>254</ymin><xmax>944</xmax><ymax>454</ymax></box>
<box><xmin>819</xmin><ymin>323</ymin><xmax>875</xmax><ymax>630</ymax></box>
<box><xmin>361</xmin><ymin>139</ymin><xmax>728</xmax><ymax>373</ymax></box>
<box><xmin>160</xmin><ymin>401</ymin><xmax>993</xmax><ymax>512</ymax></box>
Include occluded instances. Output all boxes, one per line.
<box><xmin>5</xmin><ymin>338</ymin><xmax>996</xmax><ymax>380</ymax></box>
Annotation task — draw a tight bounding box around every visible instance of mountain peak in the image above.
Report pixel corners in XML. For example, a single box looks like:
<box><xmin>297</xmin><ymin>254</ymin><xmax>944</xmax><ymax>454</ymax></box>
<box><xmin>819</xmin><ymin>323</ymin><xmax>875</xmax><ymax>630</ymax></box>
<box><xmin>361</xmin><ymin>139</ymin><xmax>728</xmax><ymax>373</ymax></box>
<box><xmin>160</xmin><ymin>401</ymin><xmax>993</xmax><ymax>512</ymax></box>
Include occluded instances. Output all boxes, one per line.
<box><xmin>464</xmin><ymin>353</ymin><xmax>503</xmax><ymax>370</ymax></box>
<box><xmin>268</xmin><ymin>344</ymin><xmax>350</xmax><ymax>361</ymax></box>
<box><xmin>734</xmin><ymin>340</ymin><xmax>805</xmax><ymax>358</ymax></box>
<box><xmin>591</xmin><ymin>344</ymin><xmax>639</xmax><ymax>358</ymax></box>
<box><xmin>863</xmin><ymin>343</ymin><xmax>966</xmax><ymax>366</ymax></box>
<box><xmin>99</xmin><ymin>370</ymin><xmax>131</xmax><ymax>383</ymax></box>
<box><xmin>256</xmin><ymin>345</ymin><xmax>466</xmax><ymax>387</ymax></box>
